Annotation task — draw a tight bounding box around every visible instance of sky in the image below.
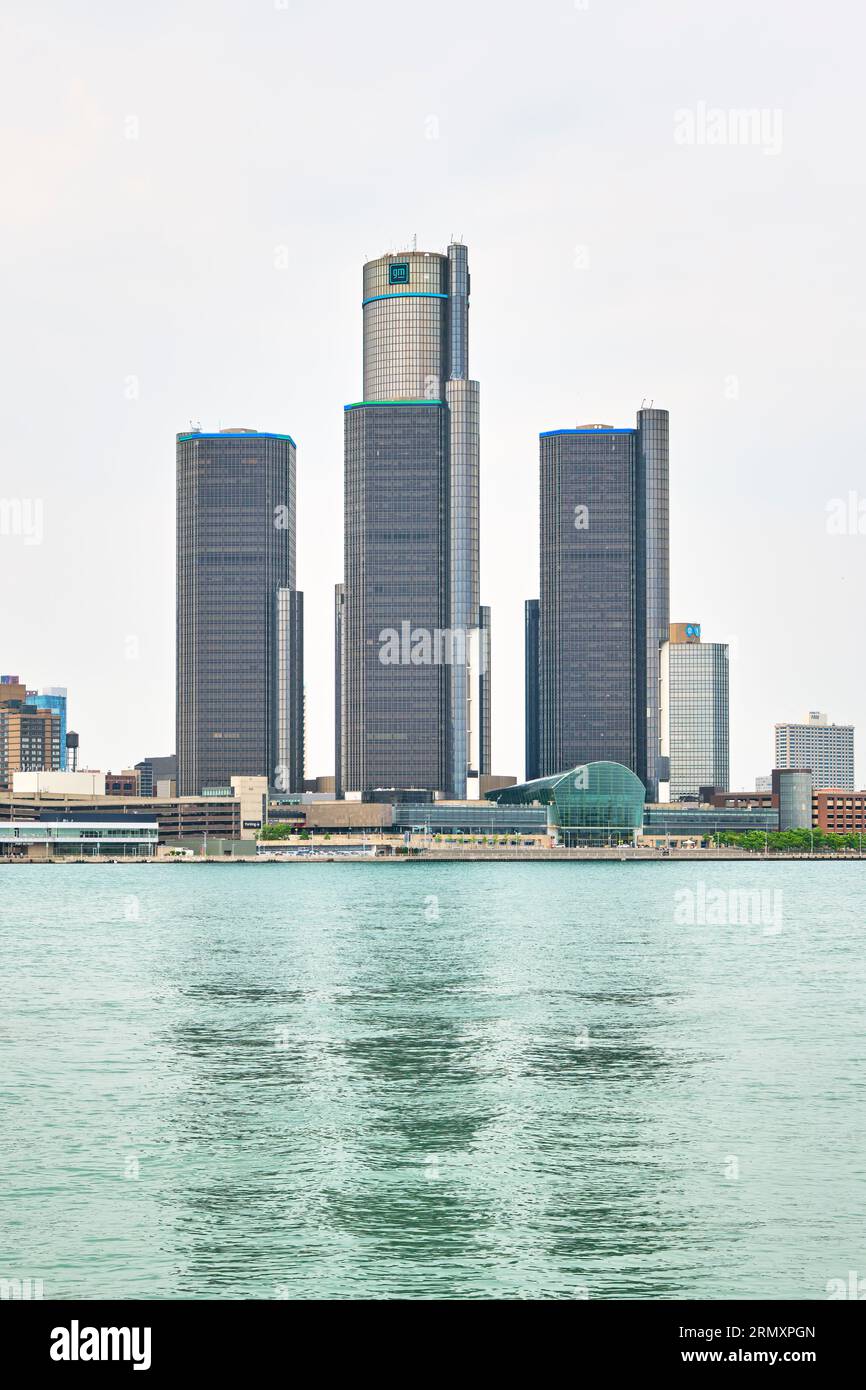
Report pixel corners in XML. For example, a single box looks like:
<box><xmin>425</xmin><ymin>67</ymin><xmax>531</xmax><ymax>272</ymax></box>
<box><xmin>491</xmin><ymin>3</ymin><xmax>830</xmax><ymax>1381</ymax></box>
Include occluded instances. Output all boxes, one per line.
<box><xmin>2</xmin><ymin>0</ymin><xmax>864</xmax><ymax>790</ymax></box>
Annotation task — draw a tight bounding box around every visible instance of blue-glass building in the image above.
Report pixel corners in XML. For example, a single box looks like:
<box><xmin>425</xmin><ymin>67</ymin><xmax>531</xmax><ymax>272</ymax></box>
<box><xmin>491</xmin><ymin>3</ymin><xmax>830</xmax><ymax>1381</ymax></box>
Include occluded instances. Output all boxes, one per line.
<box><xmin>31</xmin><ymin>687</ymin><xmax>68</xmax><ymax>769</ymax></box>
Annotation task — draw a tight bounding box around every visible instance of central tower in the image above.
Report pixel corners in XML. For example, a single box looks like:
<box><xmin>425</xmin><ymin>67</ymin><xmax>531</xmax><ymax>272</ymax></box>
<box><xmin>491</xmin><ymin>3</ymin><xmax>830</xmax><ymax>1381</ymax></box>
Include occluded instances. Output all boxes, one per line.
<box><xmin>337</xmin><ymin>243</ymin><xmax>489</xmax><ymax>799</ymax></box>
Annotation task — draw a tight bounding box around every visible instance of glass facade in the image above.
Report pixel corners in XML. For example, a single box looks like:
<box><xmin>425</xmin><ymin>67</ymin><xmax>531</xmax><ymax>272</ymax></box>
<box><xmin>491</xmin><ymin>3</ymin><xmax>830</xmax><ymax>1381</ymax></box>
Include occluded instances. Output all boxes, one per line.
<box><xmin>362</xmin><ymin>252</ymin><xmax>449</xmax><ymax>400</ymax></box>
<box><xmin>644</xmin><ymin>806</ymin><xmax>778</xmax><ymax>836</ymax></box>
<box><xmin>487</xmin><ymin>761</ymin><xmax>646</xmax><ymax>846</ymax></box>
<box><xmin>276</xmin><ymin>589</ymin><xmax>304</xmax><ymax>793</ymax></box>
<box><xmin>391</xmin><ymin>803</ymin><xmax>546</xmax><ymax>835</ymax></box>
<box><xmin>776</xmin><ymin>770</ymin><xmax>813</xmax><ymax>830</ymax></box>
<box><xmin>31</xmin><ymin>689</ymin><xmax>67</xmax><ymax>769</ymax></box>
<box><xmin>339</xmin><ymin>244</ymin><xmax>489</xmax><ymax>797</ymax></box>
<box><xmin>334</xmin><ymin>583</ymin><xmax>346</xmax><ymax>799</ymax></box>
<box><xmin>477</xmin><ymin>603</ymin><xmax>492</xmax><ymax>780</ymax></box>
<box><xmin>176</xmin><ymin>429</ymin><xmax>304</xmax><ymax>796</ymax></box>
<box><xmin>342</xmin><ymin>402</ymin><xmax>449</xmax><ymax>793</ymax></box>
<box><xmin>667</xmin><ymin>641</ymin><xmax>729</xmax><ymax>799</ymax></box>
<box><xmin>524</xmin><ymin>599</ymin><xmax>540</xmax><ymax>781</ymax></box>
<box><xmin>537</xmin><ymin>429</ymin><xmax>639</xmax><ymax>775</ymax></box>
<box><xmin>0</xmin><ymin>820</ymin><xmax>158</xmax><ymax>857</ymax></box>
<box><xmin>636</xmin><ymin>408</ymin><xmax>670</xmax><ymax>797</ymax></box>
<box><xmin>532</xmin><ymin>412</ymin><xmax>669</xmax><ymax>797</ymax></box>
<box><xmin>446</xmin><ymin>373</ymin><xmax>480</xmax><ymax>793</ymax></box>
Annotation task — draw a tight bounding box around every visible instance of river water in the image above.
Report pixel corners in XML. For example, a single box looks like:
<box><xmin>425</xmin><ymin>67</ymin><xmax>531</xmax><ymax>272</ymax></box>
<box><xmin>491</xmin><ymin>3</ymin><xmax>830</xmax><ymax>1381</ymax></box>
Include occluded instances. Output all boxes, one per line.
<box><xmin>1</xmin><ymin>861</ymin><xmax>862</xmax><ymax>1299</ymax></box>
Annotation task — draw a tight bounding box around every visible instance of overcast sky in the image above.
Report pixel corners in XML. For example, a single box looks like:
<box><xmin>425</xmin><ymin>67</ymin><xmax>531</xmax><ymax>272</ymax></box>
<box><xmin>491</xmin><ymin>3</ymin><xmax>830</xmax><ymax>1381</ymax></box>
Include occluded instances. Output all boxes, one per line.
<box><xmin>2</xmin><ymin>0</ymin><xmax>864</xmax><ymax>790</ymax></box>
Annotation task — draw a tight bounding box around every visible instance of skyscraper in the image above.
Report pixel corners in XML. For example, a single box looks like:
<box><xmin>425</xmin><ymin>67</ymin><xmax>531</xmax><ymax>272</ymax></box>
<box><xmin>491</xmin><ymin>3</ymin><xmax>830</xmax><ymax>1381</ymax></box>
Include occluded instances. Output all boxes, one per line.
<box><xmin>30</xmin><ymin>688</ymin><xmax>68</xmax><ymax>768</ymax></box>
<box><xmin>334</xmin><ymin>583</ymin><xmax>346</xmax><ymax>800</ymax></box>
<box><xmin>662</xmin><ymin>622</ymin><xmax>729</xmax><ymax>800</ymax></box>
<box><xmin>774</xmin><ymin>712</ymin><xmax>854</xmax><ymax>790</ymax></box>
<box><xmin>0</xmin><ymin>676</ymin><xmax>61</xmax><ymax>789</ymax></box>
<box><xmin>528</xmin><ymin>409</ymin><xmax>669</xmax><ymax>797</ymax></box>
<box><xmin>134</xmin><ymin>754</ymin><xmax>177</xmax><ymax>797</ymax></box>
<box><xmin>176</xmin><ymin>427</ymin><xmax>304</xmax><ymax>796</ymax></box>
<box><xmin>524</xmin><ymin>599</ymin><xmax>540</xmax><ymax>781</ymax></box>
<box><xmin>337</xmin><ymin>243</ymin><xmax>490</xmax><ymax>799</ymax></box>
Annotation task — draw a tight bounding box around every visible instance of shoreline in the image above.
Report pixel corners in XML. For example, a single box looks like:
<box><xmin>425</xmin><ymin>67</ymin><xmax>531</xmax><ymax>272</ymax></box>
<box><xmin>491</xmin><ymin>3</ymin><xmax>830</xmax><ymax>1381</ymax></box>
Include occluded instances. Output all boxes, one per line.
<box><xmin>2</xmin><ymin>850</ymin><xmax>865</xmax><ymax>865</ymax></box>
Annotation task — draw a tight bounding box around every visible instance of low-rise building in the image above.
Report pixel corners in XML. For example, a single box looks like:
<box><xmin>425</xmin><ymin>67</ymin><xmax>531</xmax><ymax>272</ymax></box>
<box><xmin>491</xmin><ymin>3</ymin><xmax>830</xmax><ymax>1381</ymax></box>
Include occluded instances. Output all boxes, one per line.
<box><xmin>704</xmin><ymin>787</ymin><xmax>775</xmax><ymax>810</ymax></box>
<box><xmin>0</xmin><ymin>792</ymin><xmax>241</xmax><ymax>842</ymax></box>
<box><xmin>487</xmin><ymin>763</ymin><xmax>646</xmax><ymax>846</ymax></box>
<box><xmin>813</xmin><ymin>790</ymin><xmax>866</xmax><ymax>834</ymax></box>
<box><xmin>105</xmin><ymin>769</ymin><xmax>141</xmax><ymax>797</ymax></box>
<box><xmin>643</xmin><ymin>805</ymin><xmax>779</xmax><ymax>840</ymax></box>
<box><xmin>487</xmin><ymin>761</ymin><xmax>783</xmax><ymax>845</ymax></box>
<box><xmin>303</xmin><ymin>776</ymin><xmax>336</xmax><ymax>794</ymax></box>
<box><xmin>0</xmin><ymin>816</ymin><xmax>158</xmax><ymax>859</ymax></box>
<box><xmin>392</xmin><ymin>802</ymin><xmax>545</xmax><ymax>837</ymax></box>
<box><xmin>13</xmin><ymin>770</ymin><xmax>106</xmax><ymax>797</ymax></box>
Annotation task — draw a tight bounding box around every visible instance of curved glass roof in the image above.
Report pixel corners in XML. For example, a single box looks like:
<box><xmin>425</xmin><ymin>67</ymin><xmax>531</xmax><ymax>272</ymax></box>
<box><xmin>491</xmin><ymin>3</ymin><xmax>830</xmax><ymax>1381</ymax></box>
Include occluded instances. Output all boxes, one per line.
<box><xmin>486</xmin><ymin>762</ymin><xmax>646</xmax><ymax>833</ymax></box>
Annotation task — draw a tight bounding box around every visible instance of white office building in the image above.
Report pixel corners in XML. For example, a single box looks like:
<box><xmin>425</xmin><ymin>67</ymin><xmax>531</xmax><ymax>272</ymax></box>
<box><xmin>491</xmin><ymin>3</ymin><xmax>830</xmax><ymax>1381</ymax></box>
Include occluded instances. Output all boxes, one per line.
<box><xmin>774</xmin><ymin>712</ymin><xmax>855</xmax><ymax>790</ymax></box>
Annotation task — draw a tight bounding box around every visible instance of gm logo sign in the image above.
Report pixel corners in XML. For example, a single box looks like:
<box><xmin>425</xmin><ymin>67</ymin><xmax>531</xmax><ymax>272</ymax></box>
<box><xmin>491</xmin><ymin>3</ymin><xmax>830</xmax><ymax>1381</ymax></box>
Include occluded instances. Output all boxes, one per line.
<box><xmin>389</xmin><ymin>263</ymin><xmax>410</xmax><ymax>285</ymax></box>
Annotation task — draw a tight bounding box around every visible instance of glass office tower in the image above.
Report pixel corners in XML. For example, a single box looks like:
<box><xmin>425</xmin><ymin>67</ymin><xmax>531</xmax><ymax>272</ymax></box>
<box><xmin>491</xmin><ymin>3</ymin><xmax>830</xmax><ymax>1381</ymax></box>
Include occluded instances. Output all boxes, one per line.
<box><xmin>529</xmin><ymin>409</ymin><xmax>669</xmax><ymax>798</ymax></box>
<box><xmin>176</xmin><ymin>428</ymin><xmax>304</xmax><ymax>796</ymax></box>
<box><xmin>524</xmin><ymin>599</ymin><xmax>540</xmax><ymax>781</ymax></box>
<box><xmin>31</xmin><ymin>687</ymin><xmax>68</xmax><ymax>768</ymax></box>
<box><xmin>337</xmin><ymin>243</ymin><xmax>490</xmax><ymax>798</ymax></box>
<box><xmin>663</xmin><ymin>623</ymin><xmax>729</xmax><ymax>800</ymax></box>
<box><xmin>635</xmin><ymin>407</ymin><xmax>670</xmax><ymax>797</ymax></box>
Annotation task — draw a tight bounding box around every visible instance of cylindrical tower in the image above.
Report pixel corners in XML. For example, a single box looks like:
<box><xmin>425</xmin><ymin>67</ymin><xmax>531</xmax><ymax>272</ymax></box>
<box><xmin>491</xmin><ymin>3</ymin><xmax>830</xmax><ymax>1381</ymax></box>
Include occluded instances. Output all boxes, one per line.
<box><xmin>339</xmin><ymin>243</ymin><xmax>487</xmax><ymax>798</ymax></box>
<box><xmin>362</xmin><ymin>251</ymin><xmax>449</xmax><ymax>401</ymax></box>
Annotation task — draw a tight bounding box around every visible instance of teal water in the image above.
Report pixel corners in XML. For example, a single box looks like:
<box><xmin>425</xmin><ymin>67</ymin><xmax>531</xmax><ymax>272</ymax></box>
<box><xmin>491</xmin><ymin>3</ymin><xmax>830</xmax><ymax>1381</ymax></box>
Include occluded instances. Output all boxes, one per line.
<box><xmin>1</xmin><ymin>862</ymin><xmax>863</xmax><ymax>1300</ymax></box>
